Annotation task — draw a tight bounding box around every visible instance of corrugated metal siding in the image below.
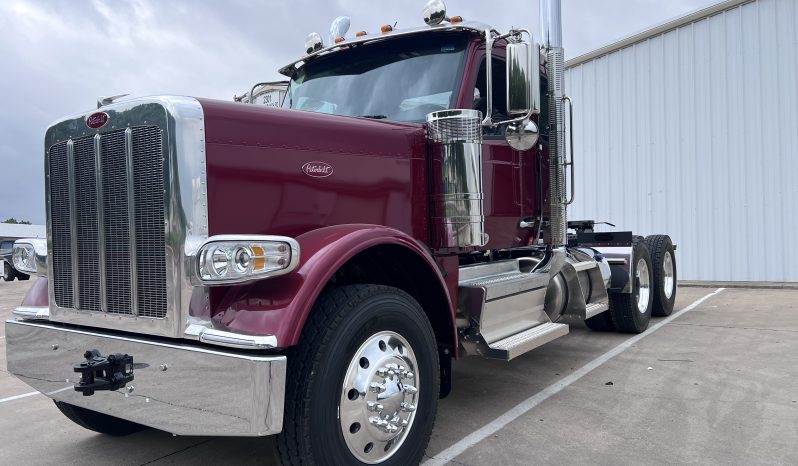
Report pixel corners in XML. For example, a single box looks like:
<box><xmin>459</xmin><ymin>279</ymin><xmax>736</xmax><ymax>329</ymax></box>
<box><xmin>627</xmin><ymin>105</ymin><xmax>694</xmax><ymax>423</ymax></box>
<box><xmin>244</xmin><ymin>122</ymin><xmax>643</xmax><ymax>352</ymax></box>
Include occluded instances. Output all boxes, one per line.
<box><xmin>564</xmin><ymin>0</ymin><xmax>798</xmax><ymax>281</ymax></box>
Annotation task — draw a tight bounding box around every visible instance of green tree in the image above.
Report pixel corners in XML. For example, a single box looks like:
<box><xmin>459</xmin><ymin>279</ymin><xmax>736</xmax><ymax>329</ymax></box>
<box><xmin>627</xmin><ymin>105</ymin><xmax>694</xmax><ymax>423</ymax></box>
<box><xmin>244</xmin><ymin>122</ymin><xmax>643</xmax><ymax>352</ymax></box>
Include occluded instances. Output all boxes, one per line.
<box><xmin>2</xmin><ymin>218</ymin><xmax>32</xmax><ymax>225</ymax></box>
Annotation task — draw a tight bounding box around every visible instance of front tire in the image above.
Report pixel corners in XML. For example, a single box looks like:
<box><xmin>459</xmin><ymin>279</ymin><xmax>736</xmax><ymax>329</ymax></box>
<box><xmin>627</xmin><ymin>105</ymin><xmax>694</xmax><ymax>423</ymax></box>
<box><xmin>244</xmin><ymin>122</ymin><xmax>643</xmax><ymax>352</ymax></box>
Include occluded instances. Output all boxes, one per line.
<box><xmin>609</xmin><ymin>241</ymin><xmax>654</xmax><ymax>333</ymax></box>
<box><xmin>276</xmin><ymin>285</ymin><xmax>439</xmax><ymax>466</ymax></box>
<box><xmin>53</xmin><ymin>401</ymin><xmax>147</xmax><ymax>436</ymax></box>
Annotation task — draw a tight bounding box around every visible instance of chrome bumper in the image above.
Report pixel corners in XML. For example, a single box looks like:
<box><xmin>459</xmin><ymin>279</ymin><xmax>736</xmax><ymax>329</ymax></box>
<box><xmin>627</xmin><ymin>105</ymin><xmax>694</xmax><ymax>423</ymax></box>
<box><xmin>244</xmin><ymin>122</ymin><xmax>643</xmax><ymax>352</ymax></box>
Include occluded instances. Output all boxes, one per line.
<box><xmin>5</xmin><ymin>319</ymin><xmax>286</xmax><ymax>436</ymax></box>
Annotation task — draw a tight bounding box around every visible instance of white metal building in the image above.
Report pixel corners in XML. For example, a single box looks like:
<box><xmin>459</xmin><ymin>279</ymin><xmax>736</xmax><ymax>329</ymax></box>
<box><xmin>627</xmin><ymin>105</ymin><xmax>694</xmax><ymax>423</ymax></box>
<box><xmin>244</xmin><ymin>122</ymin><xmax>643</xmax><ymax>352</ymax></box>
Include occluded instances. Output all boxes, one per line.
<box><xmin>564</xmin><ymin>0</ymin><xmax>798</xmax><ymax>282</ymax></box>
<box><xmin>0</xmin><ymin>223</ymin><xmax>46</xmax><ymax>243</ymax></box>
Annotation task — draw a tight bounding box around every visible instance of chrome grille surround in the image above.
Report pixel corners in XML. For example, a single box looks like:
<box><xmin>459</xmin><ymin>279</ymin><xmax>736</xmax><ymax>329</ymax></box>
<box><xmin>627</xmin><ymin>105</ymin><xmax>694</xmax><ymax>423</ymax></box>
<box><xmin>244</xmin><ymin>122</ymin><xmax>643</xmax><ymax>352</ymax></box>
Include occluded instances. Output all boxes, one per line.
<box><xmin>44</xmin><ymin>97</ymin><xmax>208</xmax><ymax>338</ymax></box>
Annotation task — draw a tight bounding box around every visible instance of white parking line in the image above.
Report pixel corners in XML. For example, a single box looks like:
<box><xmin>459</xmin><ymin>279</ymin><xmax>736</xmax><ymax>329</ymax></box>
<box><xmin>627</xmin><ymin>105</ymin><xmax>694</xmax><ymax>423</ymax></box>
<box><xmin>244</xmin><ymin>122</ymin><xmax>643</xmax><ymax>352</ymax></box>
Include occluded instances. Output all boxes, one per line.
<box><xmin>0</xmin><ymin>391</ymin><xmax>39</xmax><ymax>404</ymax></box>
<box><xmin>423</xmin><ymin>288</ymin><xmax>725</xmax><ymax>466</ymax></box>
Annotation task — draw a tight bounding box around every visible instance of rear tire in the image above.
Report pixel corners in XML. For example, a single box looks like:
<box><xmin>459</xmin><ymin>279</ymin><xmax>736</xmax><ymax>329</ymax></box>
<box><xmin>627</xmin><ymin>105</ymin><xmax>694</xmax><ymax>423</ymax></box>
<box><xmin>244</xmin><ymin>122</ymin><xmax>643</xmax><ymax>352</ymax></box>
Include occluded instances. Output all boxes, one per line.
<box><xmin>584</xmin><ymin>311</ymin><xmax>615</xmax><ymax>332</ymax></box>
<box><xmin>609</xmin><ymin>241</ymin><xmax>654</xmax><ymax>333</ymax></box>
<box><xmin>644</xmin><ymin>235</ymin><xmax>677</xmax><ymax>316</ymax></box>
<box><xmin>2</xmin><ymin>262</ymin><xmax>15</xmax><ymax>281</ymax></box>
<box><xmin>53</xmin><ymin>401</ymin><xmax>147</xmax><ymax>436</ymax></box>
<box><xmin>276</xmin><ymin>284</ymin><xmax>439</xmax><ymax>466</ymax></box>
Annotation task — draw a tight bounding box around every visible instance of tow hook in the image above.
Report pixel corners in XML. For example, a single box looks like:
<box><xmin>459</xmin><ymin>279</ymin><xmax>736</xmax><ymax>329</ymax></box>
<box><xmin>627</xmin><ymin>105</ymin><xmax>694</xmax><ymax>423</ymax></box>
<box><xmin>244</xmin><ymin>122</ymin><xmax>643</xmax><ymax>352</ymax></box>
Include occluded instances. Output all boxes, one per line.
<box><xmin>73</xmin><ymin>349</ymin><xmax>134</xmax><ymax>396</ymax></box>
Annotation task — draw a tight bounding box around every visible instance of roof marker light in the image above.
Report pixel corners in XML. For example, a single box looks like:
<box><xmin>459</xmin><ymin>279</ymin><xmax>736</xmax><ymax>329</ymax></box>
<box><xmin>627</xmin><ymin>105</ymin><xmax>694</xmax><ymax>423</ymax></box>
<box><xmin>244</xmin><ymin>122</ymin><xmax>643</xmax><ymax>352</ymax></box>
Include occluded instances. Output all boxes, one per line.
<box><xmin>380</xmin><ymin>24</ymin><xmax>393</xmax><ymax>33</ymax></box>
<box><xmin>335</xmin><ymin>37</ymin><xmax>345</xmax><ymax>44</ymax></box>
<box><xmin>356</xmin><ymin>31</ymin><xmax>367</xmax><ymax>37</ymax></box>
<box><xmin>449</xmin><ymin>15</ymin><xmax>463</xmax><ymax>23</ymax></box>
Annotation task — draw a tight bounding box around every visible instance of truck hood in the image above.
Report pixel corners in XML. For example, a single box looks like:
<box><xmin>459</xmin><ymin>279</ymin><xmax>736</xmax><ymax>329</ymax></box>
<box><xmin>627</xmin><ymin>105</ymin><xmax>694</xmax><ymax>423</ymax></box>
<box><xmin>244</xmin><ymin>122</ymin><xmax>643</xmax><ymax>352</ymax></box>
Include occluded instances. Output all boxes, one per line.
<box><xmin>198</xmin><ymin>99</ymin><xmax>430</xmax><ymax>241</ymax></box>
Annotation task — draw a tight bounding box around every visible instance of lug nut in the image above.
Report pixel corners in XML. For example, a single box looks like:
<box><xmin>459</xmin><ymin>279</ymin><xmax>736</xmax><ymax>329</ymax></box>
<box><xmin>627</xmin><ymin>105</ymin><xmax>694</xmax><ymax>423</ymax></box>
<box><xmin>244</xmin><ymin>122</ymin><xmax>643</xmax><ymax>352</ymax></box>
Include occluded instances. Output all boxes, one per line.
<box><xmin>400</xmin><ymin>402</ymin><xmax>416</xmax><ymax>412</ymax></box>
<box><xmin>370</xmin><ymin>383</ymin><xmax>386</xmax><ymax>394</ymax></box>
<box><xmin>404</xmin><ymin>371</ymin><xmax>415</xmax><ymax>380</ymax></box>
<box><xmin>367</xmin><ymin>401</ymin><xmax>384</xmax><ymax>412</ymax></box>
<box><xmin>386</xmin><ymin>423</ymin><xmax>398</xmax><ymax>433</ymax></box>
<box><xmin>376</xmin><ymin>368</ymin><xmax>388</xmax><ymax>377</ymax></box>
<box><xmin>400</xmin><ymin>418</ymin><xmax>409</xmax><ymax>427</ymax></box>
<box><xmin>403</xmin><ymin>384</ymin><xmax>418</xmax><ymax>394</ymax></box>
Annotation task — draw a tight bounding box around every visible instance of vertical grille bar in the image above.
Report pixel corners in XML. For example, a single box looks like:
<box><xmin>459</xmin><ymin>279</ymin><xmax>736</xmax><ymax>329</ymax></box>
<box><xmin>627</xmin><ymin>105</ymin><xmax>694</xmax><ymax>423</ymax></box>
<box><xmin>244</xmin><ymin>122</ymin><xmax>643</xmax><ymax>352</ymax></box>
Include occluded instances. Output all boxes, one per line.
<box><xmin>102</xmin><ymin>130</ymin><xmax>132</xmax><ymax>315</ymax></box>
<box><xmin>66</xmin><ymin>139</ymin><xmax>81</xmax><ymax>309</ymax></box>
<box><xmin>124</xmin><ymin>128</ymin><xmax>139</xmax><ymax>316</ymax></box>
<box><xmin>132</xmin><ymin>126</ymin><xmax>167</xmax><ymax>318</ymax></box>
<box><xmin>94</xmin><ymin>134</ymin><xmax>107</xmax><ymax>312</ymax></box>
<box><xmin>49</xmin><ymin>142</ymin><xmax>73</xmax><ymax>308</ymax></box>
<box><xmin>74</xmin><ymin>137</ymin><xmax>101</xmax><ymax>311</ymax></box>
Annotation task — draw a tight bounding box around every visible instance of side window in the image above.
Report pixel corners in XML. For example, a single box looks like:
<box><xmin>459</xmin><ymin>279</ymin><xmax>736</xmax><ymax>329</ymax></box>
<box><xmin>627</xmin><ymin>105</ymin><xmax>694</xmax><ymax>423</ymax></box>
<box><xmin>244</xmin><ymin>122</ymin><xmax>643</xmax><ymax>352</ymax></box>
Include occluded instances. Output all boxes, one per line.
<box><xmin>473</xmin><ymin>55</ymin><xmax>507</xmax><ymax>136</ymax></box>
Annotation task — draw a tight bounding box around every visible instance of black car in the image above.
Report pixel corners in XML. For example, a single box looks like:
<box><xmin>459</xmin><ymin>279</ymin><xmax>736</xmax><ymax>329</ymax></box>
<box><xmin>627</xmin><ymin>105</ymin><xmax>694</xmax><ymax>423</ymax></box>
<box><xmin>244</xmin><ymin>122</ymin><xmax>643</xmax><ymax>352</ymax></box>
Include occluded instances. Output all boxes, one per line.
<box><xmin>1</xmin><ymin>240</ymin><xmax>30</xmax><ymax>281</ymax></box>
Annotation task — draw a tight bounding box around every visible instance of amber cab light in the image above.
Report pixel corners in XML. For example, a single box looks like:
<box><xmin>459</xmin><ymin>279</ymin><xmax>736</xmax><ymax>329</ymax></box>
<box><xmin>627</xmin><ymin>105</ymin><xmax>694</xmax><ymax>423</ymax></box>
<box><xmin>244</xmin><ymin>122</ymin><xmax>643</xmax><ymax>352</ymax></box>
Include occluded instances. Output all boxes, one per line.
<box><xmin>356</xmin><ymin>30</ymin><xmax>367</xmax><ymax>37</ymax></box>
<box><xmin>380</xmin><ymin>24</ymin><xmax>393</xmax><ymax>33</ymax></box>
<box><xmin>450</xmin><ymin>15</ymin><xmax>463</xmax><ymax>23</ymax></box>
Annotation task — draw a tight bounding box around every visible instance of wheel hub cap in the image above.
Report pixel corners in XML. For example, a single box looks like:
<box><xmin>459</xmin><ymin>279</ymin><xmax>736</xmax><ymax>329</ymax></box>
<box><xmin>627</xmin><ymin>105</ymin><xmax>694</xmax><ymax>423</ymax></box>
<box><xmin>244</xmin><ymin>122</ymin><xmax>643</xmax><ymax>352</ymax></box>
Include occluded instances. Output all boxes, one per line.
<box><xmin>636</xmin><ymin>257</ymin><xmax>651</xmax><ymax>313</ymax></box>
<box><xmin>340</xmin><ymin>331</ymin><xmax>419</xmax><ymax>464</ymax></box>
<box><xmin>663</xmin><ymin>251</ymin><xmax>675</xmax><ymax>299</ymax></box>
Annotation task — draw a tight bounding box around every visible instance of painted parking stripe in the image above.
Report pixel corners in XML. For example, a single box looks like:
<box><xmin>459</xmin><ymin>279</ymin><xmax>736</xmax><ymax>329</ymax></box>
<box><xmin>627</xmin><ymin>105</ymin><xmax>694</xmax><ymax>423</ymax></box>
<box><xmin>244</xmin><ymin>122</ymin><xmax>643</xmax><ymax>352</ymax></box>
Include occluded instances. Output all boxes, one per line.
<box><xmin>0</xmin><ymin>391</ymin><xmax>39</xmax><ymax>404</ymax></box>
<box><xmin>423</xmin><ymin>288</ymin><xmax>725</xmax><ymax>466</ymax></box>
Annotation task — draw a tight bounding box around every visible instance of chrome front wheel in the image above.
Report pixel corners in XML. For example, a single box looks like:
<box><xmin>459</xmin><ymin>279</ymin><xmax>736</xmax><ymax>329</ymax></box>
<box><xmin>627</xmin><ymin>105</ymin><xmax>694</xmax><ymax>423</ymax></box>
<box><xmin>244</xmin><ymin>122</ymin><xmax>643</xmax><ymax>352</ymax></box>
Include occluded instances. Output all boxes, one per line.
<box><xmin>277</xmin><ymin>285</ymin><xmax>439</xmax><ymax>466</ymax></box>
<box><xmin>340</xmin><ymin>332</ymin><xmax>420</xmax><ymax>464</ymax></box>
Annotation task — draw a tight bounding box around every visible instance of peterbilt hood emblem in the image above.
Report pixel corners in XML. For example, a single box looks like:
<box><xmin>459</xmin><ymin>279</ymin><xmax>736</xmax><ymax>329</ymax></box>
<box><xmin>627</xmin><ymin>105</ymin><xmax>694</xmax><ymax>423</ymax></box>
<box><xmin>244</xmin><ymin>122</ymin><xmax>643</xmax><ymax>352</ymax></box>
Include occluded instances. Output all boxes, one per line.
<box><xmin>302</xmin><ymin>161</ymin><xmax>333</xmax><ymax>178</ymax></box>
<box><xmin>86</xmin><ymin>112</ymin><xmax>109</xmax><ymax>129</ymax></box>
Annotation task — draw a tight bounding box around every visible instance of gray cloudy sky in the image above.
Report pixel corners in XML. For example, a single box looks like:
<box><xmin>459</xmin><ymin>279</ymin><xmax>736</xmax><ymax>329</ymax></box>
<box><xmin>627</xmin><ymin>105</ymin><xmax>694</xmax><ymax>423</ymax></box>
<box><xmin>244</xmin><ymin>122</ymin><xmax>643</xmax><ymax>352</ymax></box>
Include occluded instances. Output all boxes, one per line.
<box><xmin>0</xmin><ymin>0</ymin><xmax>717</xmax><ymax>224</ymax></box>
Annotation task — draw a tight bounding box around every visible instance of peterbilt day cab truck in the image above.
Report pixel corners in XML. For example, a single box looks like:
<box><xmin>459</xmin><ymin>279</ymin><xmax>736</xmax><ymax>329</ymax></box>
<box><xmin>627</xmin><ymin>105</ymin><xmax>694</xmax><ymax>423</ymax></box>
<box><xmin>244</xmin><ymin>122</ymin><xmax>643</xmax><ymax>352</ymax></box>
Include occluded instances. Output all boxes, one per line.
<box><xmin>6</xmin><ymin>1</ymin><xmax>678</xmax><ymax>464</ymax></box>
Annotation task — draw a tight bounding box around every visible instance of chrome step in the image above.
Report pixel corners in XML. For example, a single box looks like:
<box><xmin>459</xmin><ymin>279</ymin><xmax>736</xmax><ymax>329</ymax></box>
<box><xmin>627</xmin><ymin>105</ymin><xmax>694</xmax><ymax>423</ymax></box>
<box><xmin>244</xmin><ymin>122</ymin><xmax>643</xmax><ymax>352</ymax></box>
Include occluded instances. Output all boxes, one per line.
<box><xmin>482</xmin><ymin>323</ymin><xmax>569</xmax><ymax>361</ymax></box>
<box><xmin>571</xmin><ymin>260</ymin><xmax>599</xmax><ymax>272</ymax></box>
<box><xmin>584</xmin><ymin>302</ymin><xmax>609</xmax><ymax>319</ymax></box>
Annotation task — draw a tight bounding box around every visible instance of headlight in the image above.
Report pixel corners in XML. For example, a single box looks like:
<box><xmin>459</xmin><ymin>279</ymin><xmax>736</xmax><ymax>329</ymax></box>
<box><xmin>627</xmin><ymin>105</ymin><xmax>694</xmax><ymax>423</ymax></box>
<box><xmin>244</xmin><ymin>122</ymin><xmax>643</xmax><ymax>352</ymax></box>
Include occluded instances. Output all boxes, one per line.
<box><xmin>12</xmin><ymin>238</ymin><xmax>47</xmax><ymax>276</ymax></box>
<box><xmin>196</xmin><ymin>235</ymin><xmax>299</xmax><ymax>285</ymax></box>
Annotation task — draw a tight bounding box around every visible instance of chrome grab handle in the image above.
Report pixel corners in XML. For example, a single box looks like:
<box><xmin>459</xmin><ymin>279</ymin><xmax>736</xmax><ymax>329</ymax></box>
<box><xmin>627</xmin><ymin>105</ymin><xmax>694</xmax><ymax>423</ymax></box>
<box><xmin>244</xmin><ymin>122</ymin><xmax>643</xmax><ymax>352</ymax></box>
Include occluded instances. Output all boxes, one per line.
<box><xmin>562</xmin><ymin>95</ymin><xmax>575</xmax><ymax>205</ymax></box>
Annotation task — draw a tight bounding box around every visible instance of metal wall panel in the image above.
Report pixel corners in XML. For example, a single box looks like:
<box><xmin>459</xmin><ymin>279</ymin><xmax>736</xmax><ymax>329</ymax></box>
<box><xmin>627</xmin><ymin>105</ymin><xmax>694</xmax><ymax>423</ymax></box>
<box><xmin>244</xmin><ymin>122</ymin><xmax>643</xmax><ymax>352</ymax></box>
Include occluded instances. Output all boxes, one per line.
<box><xmin>564</xmin><ymin>0</ymin><xmax>798</xmax><ymax>281</ymax></box>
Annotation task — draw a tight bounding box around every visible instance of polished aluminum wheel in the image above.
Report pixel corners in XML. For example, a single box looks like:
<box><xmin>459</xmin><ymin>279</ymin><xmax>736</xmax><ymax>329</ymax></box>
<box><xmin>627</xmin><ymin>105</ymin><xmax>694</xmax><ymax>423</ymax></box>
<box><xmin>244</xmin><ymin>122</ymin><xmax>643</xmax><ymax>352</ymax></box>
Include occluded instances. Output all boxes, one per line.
<box><xmin>663</xmin><ymin>251</ymin><xmax>675</xmax><ymax>300</ymax></box>
<box><xmin>339</xmin><ymin>331</ymin><xmax>419</xmax><ymax>464</ymax></box>
<box><xmin>636</xmin><ymin>257</ymin><xmax>651</xmax><ymax>313</ymax></box>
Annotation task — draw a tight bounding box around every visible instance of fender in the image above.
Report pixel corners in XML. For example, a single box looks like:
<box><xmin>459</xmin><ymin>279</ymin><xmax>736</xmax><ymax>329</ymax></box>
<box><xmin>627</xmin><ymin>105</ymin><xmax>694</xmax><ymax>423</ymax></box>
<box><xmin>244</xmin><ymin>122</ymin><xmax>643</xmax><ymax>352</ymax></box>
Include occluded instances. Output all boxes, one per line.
<box><xmin>209</xmin><ymin>224</ymin><xmax>456</xmax><ymax>348</ymax></box>
<box><xmin>20</xmin><ymin>278</ymin><xmax>49</xmax><ymax>307</ymax></box>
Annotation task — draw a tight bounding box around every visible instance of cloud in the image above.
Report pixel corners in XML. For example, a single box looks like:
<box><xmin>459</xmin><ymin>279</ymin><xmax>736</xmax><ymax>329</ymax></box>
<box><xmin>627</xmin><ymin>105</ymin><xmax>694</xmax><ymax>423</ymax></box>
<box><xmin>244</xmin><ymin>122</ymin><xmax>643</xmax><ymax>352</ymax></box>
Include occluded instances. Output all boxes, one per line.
<box><xmin>0</xmin><ymin>0</ymin><xmax>716</xmax><ymax>224</ymax></box>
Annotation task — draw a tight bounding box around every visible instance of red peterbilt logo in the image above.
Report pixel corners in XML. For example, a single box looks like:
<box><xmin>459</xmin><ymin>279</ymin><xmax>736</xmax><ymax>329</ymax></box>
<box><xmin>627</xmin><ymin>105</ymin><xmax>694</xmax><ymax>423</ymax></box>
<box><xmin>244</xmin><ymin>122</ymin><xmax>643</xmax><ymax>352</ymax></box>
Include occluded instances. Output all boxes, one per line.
<box><xmin>302</xmin><ymin>161</ymin><xmax>334</xmax><ymax>178</ymax></box>
<box><xmin>85</xmin><ymin>112</ymin><xmax>109</xmax><ymax>129</ymax></box>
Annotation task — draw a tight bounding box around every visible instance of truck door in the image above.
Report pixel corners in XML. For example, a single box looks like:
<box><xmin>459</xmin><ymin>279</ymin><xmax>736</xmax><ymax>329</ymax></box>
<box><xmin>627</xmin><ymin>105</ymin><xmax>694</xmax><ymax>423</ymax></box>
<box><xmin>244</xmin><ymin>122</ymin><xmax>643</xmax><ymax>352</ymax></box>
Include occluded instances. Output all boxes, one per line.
<box><xmin>467</xmin><ymin>49</ymin><xmax>538</xmax><ymax>249</ymax></box>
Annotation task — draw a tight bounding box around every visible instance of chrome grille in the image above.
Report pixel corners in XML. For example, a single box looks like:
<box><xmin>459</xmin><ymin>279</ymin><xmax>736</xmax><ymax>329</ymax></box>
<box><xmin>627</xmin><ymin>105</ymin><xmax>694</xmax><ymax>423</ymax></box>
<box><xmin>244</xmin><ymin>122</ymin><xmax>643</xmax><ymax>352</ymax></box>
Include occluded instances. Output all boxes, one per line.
<box><xmin>49</xmin><ymin>126</ymin><xmax>167</xmax><ymax>319</ymax></box>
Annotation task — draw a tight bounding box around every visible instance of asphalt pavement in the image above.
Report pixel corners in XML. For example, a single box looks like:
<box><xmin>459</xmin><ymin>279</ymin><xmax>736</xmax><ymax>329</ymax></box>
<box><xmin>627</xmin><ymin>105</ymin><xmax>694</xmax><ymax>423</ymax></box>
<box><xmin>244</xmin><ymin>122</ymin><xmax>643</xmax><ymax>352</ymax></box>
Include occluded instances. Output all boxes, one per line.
<box><xmin>1</xmin><ymin>278</ymin><xmax>796</xmax><ymax>465</ymax></box>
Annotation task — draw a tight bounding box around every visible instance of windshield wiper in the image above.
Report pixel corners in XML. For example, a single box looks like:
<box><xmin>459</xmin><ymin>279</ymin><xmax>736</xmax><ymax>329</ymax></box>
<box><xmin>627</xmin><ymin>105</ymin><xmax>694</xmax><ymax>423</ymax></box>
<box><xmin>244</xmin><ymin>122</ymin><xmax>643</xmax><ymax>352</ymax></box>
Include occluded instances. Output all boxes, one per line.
<box><xmin>358</xmin><ymin>115</ymin><xmax>387</xmax><ymax>119</ymax></box>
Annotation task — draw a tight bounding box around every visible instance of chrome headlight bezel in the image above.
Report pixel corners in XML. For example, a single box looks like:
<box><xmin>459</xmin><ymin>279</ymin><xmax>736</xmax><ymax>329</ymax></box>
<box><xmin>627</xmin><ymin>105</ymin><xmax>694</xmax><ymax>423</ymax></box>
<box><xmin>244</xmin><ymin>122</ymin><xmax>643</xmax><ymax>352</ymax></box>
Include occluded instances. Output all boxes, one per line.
<box><xmin>193</xmin><ymin>235</ymin><xmax>300</xmax><ymax>286</ymax></box>
<box><xmin>12</xmin><ymin>238</ymin><xmax>48</xmax><ymax>277</ymax></box>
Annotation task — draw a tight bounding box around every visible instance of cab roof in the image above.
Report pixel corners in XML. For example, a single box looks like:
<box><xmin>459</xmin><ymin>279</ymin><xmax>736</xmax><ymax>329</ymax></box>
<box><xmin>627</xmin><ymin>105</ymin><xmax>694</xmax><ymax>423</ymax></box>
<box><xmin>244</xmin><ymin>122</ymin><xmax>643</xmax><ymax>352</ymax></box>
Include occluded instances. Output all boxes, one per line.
<box><xmin>278</xmin><ymin>21</ymin><xmax>494</xmax><ymax>77</ymax></box>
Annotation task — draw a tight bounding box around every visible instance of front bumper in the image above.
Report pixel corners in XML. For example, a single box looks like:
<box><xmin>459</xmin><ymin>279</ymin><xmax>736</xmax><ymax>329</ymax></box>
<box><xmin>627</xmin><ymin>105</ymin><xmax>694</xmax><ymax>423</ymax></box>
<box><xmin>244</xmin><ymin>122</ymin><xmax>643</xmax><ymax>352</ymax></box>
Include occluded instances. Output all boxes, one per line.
<box><xmin>5</xmin><ymin>319</ymin><xmax>286</xmax><ymax>436</ymax></box>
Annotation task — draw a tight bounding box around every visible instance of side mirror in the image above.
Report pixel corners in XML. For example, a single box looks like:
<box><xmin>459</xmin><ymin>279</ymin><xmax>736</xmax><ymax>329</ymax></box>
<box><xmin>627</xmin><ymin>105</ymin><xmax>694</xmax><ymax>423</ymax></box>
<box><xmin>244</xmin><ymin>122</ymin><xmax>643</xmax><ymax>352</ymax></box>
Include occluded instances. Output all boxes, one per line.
<box><xmin>506</xmin><ymin>41</ymin><xmax>540</xmax><ymax>116</ymax></box>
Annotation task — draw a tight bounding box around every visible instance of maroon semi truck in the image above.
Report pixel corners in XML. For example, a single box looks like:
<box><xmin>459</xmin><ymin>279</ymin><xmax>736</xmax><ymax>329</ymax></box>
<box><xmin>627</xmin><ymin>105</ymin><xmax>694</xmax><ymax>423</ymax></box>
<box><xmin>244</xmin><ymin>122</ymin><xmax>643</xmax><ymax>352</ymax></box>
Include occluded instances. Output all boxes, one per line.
<box><xmin>7</xmin><ymin>0</ymin><xmax>677</xmax><ymax>464</ymax></box>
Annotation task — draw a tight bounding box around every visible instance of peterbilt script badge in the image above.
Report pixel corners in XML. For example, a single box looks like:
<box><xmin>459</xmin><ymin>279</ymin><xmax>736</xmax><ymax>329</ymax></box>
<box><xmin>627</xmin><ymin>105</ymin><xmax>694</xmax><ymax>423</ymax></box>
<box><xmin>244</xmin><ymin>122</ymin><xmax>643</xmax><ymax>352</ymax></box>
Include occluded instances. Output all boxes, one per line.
<box><xmin>301</xmin><ymin>161</ymin><xmax>334</xmax><ymax>178</ymax></box>
<box><xmin>86</xmin><ymin>112</ymin><xmax>109</xmax><ymax>129</ymax></box>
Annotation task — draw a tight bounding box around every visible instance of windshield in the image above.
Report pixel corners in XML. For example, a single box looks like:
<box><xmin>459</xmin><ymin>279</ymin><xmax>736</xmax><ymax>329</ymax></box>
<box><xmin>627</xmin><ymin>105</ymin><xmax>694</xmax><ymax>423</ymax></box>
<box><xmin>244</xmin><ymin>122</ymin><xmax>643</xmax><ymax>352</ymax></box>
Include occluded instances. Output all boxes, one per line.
<box><xmin>283</xmin><ymin>33</ymin><xmax>469</xmax><ymax>122</ymax></box>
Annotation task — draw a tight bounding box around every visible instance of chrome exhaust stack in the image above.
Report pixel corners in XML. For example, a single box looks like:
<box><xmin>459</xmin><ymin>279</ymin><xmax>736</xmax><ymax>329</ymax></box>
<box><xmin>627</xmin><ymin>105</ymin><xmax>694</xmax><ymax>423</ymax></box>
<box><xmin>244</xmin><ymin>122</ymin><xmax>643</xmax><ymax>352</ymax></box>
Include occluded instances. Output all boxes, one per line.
<box><xmin>541</xmin><ymin>0</ymin><xmax>567</xmax><ymax>246</ymax></box>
